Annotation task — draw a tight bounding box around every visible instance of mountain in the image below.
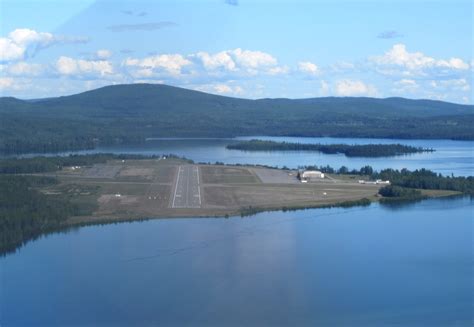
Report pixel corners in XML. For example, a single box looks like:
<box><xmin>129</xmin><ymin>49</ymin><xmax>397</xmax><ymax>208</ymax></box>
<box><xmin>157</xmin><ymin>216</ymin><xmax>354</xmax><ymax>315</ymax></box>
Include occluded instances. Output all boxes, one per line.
<box><xmin>1</xmin><ymin>83</ymin><xmax>473</xmax><ymax>154</ymax></box>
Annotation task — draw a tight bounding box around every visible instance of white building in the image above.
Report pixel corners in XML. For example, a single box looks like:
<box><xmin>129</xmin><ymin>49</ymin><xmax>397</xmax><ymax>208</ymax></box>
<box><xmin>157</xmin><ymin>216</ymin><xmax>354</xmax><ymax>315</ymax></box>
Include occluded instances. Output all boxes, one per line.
<box><xmin>301</xmin><ymin>170</ymin><xmax>325</xmax><ymax>181</ymax></box>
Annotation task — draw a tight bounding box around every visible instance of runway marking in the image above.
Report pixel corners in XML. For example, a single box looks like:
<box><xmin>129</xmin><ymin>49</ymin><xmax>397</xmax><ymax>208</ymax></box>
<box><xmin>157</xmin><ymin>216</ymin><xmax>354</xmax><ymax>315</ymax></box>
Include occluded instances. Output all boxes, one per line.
<box><xmin>171</xmin><ymin>165</ymin><xmax>201</xmax><ymax>209</ymax></box>
<box><xmin>196</xmin><ymin>166</ymin><xmax>201</xmax><ymax>206</ymax></box>
<box><xmin>172</xmin><ymin>165</ymin><xmax>182</xmax><ymax>208</ymax></box>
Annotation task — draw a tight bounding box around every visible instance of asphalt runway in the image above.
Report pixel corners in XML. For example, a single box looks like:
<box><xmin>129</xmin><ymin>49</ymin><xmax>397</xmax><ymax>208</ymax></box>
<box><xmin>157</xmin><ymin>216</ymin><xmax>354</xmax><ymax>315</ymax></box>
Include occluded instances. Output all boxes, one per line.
<box><xmin>171</xmin><ymin>165</ymin><xmax>201</xmax><ymax>208</ymax></box>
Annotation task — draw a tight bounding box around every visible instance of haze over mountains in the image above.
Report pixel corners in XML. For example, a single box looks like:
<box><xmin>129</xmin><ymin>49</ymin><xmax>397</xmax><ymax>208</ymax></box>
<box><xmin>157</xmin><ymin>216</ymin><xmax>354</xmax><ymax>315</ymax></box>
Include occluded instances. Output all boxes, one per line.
<box><xmin>1</xmin><ymin>84</ymin><xmax>473</xmax><ymax>154</ymax></box>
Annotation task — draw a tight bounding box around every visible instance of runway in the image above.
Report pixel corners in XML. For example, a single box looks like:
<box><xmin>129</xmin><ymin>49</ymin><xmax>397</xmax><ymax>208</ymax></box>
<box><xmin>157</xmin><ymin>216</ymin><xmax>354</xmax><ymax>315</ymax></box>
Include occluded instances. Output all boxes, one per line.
<box><xmin>171</xmin><ymin>165</ymin><xmax>201</xmax><ymax>208</ymax></box>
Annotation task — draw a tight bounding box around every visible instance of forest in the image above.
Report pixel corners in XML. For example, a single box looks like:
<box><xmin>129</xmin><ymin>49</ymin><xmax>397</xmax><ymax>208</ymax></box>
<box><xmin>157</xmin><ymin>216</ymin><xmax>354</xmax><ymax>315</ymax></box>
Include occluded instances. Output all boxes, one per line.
<box><xmin>1</xmin><ymin>154</ymin><xmax>472</xmax><ymax>255</ymax></box>
<box><xmin>1</xmin><ymin>84</ymin><xmax>473</xmax><ymax>154</ymax></box>
<box><xmin>226</xmin><ymin>140</ymin><xmax>431</xmax><ymax>157</ymax></box>
<box><xmin>0</xmin><ymin>175</ymin><xmax>79</xmax><ymax>254</ymax></box>
<box><xmin>302</xmin><ymin>164</ymin><xmax>474</xmax><ymax>194</ymax></box>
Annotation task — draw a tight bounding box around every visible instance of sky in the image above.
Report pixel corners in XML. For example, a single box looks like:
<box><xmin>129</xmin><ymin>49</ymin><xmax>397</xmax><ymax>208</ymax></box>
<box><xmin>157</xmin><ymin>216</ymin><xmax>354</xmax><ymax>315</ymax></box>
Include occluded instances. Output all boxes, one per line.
<box><xmin>0</xmin><ymin>0</ymin><xmax>472</xmax><ymax>103</ymax></box>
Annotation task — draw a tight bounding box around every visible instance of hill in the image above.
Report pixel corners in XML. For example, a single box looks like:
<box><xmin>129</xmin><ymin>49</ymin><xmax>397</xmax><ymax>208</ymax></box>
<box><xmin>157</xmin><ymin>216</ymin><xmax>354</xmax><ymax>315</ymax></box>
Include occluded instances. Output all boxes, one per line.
<box><xmin>1</xmin><ymin>83</ymin><xmax>473</xmax><ymax>154</ymax></box>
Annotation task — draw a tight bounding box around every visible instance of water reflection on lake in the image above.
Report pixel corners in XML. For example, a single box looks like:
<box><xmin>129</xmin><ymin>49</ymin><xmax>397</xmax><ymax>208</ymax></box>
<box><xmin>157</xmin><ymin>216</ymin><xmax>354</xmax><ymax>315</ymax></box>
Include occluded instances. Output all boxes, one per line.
<box><xmin>1</xmin><ymin>197</ymin><xmax>472</xmax><ymax>326</ymax></box>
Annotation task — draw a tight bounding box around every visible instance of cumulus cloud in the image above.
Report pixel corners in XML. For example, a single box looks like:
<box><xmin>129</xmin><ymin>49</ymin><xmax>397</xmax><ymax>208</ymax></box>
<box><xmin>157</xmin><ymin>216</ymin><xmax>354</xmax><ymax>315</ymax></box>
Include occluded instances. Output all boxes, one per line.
<box><xmin>0</xmin><ymin>38</ymin><xmax>24</xmax><ymax>61</ymax></box>
<box><xmin>0</xmin><ymin>28</ymin><xmax>88</xmax><ymax>62</ymax></box>
<box><xmin>335</xmin><ymin>79</ymin><xmax>378</xmax><ymax>96</ymax></box>
<box><xmin>194</xmin><ymin>48</ymin><xmax>283</xmax><ymax>75</ymax></box>
<box><xmin>370</xmin><ymin>43</ymin><xmax>470</xmax><ymax>77</ymax></box>
<box><xmin>195</xmin><ymin>51</ymin><xmax>236</xmax><ymax>71</ymax></box>
<box><xmin>107</xmin><ymin>22</ymin><xmax>176</xmax><ymax>32</ymax></box>
<box><xmin>377</xmin><ymin>30</ymin><xmax>403</xmax><ymax>39</ymax></box>
<box><xmin>298</xmin><ymin>61</ymin><xmax>319</xmax><ymax>75</ymax></box>
<box><xmin>56</xmin><ymin>56</ymin><xmax>114</xmax><ymax>77</ymax></box>
<box><xmin>123</xmin><ymin>54</ymin><xmax>192</xmax><ymax>76</ymax></box>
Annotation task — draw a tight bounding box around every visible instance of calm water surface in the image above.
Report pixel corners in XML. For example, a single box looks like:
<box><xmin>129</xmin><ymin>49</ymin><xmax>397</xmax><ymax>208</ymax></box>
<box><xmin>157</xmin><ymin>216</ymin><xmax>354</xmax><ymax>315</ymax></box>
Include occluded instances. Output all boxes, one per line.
<box><xmin>26</xmin><ymin>137</ymin><xmax>473</xmax><ymax>176</ymax></box>
<box><xmin>2</xmin><ymin>138</ymin><xmax>473</xmax><ymax>326</ymax></box>
<box><xmin>1</xmin><ymin>197</ymin><xmax>473</xmax><ymax>326</ymax></box>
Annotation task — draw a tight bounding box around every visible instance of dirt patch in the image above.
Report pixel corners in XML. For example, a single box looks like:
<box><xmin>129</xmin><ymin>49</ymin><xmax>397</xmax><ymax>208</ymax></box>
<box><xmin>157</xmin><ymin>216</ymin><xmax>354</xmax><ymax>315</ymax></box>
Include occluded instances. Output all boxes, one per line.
<box><xmin>251</xmin><ymin>168</ymin><xmax>299</xmax><ymax>184</ymax></box>
<box><xmin>200</xmin><ymin>165</ymin><xmax>259</xmax><ymax>184</ymax></box>
<box><xmin>81</xmin><ymin>164</ymin><xmax>122</xmax><ymax>179</ymax></box>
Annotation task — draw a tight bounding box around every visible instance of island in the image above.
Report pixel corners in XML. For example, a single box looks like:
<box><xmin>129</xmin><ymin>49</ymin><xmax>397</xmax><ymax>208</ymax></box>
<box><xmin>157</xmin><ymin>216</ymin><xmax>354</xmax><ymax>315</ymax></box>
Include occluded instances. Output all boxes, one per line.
<box><xmin>226</xmin><ymin>140</ymin><xmax>433</xmax><ymax>157</ymax></box>
<box><xmin>1</xmin><ymin>84</ymin><xmax>473</xmax><ymax>155</ymax></box>
<box><xmin>1</xmin><ymin>154</ymin><xmax>471</xmax><ymax>255</ymax></box>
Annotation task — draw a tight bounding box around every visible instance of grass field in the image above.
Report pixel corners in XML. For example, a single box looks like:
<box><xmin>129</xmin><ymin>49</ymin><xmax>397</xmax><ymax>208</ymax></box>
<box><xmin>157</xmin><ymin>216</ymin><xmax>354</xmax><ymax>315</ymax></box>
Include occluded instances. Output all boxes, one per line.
<box><xmin>200</xmin><ymin>166</ymin><xmax>260</xmax><ymax>184</ymax></box>
<box><xmin>40</xmin><ymin>159</ymin><xmax>395</xmax><ymax>224</ymax></box>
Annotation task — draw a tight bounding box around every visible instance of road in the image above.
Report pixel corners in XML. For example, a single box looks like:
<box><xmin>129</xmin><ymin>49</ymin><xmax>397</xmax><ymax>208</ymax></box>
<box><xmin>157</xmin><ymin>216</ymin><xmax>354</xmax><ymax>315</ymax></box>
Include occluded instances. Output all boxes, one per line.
<box><xmin>171</xmin><ymin>165</ymin><xmax>201</xmax><ymax>208</ymax></box>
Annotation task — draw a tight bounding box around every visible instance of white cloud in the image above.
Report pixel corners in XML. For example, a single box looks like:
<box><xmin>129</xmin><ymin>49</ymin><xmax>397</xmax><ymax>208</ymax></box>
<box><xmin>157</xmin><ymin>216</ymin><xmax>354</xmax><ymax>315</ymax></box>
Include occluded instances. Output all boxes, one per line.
<box><xmin>124</xmin><ymin>54</ymin><xmax>191</xmax><ymax>76</ymax></box>
<box><xmin>56</xmin><ymin>56</ymin><xmax>114</xmax><ymax>77</ymax></box>
<box><xmin>298</xmin><ymin>61</ymin><xmax>319</xmax><ymax>75</ymax></box>
<box><xmin>195</xmin><ymin>83</ymin><xmax>244</xmax><ymax>96</ymax></box>
<box><xmin>0</xmin><ymin>28</ymin><xmax>88</xmax><ymax>62</ymax></box>
<box><xmin>335</xmin><ymin>79</ymin><xmax>378</xmax><ymax>96</ymax></box>
<box><xmin>0</xmin><ymin>38</ymin><xmax>25</xmax><ymax>61</ymax></box>
<box><xmin>370</xmin><ymin>43</ymin><xmax>470</xmax><ymax>77</ymax></box>
<box><xmin>8</xmin><ymin>28</ymin><xmax>55</xmax><ymax>48</ymax></box>
<box><xmin>195</xmin><ymin>51</ymin><xmax>236</xmax><ymax>71</ymax></box>
<box><xmin>194</xmin><ymin>48</ymin><xmax>281</xmax><ymax>75</ymax></box>
<box><xmin>231</xmin><ymin>48</ymin><xmax>277</xmax><ymax>69</ymax></box>
<box><xmin>96</xmin><ymin>49</ymin><xmax>112</xmax><ymax>59</ymax></box>
<box><xmin>6</xmin><ymin>61</ymin><xmax>45</xmax><ymax>76</ymax></box>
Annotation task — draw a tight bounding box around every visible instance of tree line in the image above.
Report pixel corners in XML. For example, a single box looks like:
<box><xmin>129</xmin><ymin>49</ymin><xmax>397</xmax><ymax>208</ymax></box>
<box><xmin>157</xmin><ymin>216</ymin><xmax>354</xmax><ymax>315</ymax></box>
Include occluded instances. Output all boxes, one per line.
<box><xmin>227</xmin><ymin>140</ymin><xmax>432</xmax><ymax>157</ymax></box>
<box><xmin>300</xmin><ymin>163</ymin><xmax>474</xmax><ymax>194</ymax></box>
<box><xmin>0</xmin><ymin>153</ymin><xmax>192</xmax><ymax>174</ymax></box>
<box><xmin>0</xmin><ymin>175</ymin><xmax>79</xmax><ymax>255</ymax></box>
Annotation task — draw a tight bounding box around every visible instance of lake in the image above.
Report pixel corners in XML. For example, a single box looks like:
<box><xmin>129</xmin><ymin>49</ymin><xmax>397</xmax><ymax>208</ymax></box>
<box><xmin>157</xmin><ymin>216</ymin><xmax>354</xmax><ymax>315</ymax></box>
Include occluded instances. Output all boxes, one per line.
<box><xmin>1</xmin><ymin>197</ymin><xmax>472</xmax><ymax>326</ymax></box>
<box><xmin>19</xmin><ymin>136</ymin><xmax>473</xmax><ymax>176</ymax></box>
<box><xmin>1</xmin><ymin>138</ymin><xmax>473</xmax><ymax>326</ymax></box>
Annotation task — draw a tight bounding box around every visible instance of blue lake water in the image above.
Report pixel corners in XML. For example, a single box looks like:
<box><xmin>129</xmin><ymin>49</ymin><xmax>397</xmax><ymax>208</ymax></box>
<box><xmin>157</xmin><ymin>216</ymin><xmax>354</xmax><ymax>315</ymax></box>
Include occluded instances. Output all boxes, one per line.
<box><xmin>22</xmin><ymin>137</ymin><xmax>473</xmax><ymax>176</ymax></box>
<box><xmin>1</xmin><ymin>138</ymin><xmax>473</xmax><ymax>326</ymax></box>
<box><xmin>1</xmin><ymin>197</ymin><xmax>473</xmax><ymax>326</ymax></box>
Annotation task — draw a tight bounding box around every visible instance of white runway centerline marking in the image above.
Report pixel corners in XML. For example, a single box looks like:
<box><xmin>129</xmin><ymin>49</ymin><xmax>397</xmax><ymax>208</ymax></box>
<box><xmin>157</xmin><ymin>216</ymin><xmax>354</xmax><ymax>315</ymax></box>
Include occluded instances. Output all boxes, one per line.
<box><xmin>171</xmin><ymin>165</ymin><xmax>201</xmax><ymax>208</ymax></box>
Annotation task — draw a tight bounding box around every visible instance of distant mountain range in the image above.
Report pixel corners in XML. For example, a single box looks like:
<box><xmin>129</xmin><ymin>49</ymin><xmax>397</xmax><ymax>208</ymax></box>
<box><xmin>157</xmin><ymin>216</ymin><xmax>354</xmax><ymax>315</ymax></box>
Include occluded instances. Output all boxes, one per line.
<box><xmin>1</xmin><ymin>84</ymin><xmax>473</xmax><ymax>154</ymax></box>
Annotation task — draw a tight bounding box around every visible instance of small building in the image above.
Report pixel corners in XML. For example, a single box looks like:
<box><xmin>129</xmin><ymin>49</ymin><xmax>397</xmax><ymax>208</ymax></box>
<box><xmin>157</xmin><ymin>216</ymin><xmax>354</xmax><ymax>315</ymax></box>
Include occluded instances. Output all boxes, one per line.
<box><xmin>301</xmin><ymin>170</ymin><xmax>325</xmax><ymax>181</ymax></box>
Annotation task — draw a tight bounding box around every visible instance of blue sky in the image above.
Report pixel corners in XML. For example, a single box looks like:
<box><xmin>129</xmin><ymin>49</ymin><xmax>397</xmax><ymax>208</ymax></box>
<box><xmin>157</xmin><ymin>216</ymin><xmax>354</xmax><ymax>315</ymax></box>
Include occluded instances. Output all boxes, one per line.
<box><xmin>0</xmin><ymin>0</ymin><xmax>472</xmax><ymax>103</ymax></box>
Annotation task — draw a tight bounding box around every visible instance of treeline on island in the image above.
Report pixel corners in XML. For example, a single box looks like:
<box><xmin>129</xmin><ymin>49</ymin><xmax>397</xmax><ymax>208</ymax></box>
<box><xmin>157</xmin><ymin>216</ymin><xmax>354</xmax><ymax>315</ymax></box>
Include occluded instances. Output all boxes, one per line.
<box><xmin>227</xmin><ymin>140</ymin><xmax>432</xmax><ymax>157</ymax></box>
<box><xmin>1</xmin><ymin>84</ymin><xmax>474</xmax><ymax>155</ymax></box>
<box><xmin>0</xmin><ymin>154</ymin><xmax>472</xmax><ymax>255</ymax></box>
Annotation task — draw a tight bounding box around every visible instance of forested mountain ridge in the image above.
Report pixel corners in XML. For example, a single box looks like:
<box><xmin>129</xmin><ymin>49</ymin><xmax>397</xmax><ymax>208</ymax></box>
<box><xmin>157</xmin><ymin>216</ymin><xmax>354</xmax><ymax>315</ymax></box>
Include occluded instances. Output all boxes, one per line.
<box><xmin>1</xmin><ymin>83</ymin><xmax>473</xmax><ymax>154</ymax></box>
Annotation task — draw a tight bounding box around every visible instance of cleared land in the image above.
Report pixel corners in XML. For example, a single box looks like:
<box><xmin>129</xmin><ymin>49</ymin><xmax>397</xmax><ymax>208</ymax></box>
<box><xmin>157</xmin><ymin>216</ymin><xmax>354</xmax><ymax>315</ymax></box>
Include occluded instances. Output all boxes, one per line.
<box><xmin>43</xmin><ymin>159</ymin><xmax>382</xmax><ymax>224</ymax></box>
